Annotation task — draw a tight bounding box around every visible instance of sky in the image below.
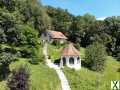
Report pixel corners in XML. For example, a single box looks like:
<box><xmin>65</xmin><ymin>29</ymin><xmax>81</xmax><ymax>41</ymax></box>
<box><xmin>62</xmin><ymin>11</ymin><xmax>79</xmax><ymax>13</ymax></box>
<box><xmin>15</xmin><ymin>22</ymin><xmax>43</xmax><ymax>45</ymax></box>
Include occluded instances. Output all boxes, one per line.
<box><xmin>40</xmin><ymin>0</ymin><xmax>120</xmax><ymax>19</ymax></box>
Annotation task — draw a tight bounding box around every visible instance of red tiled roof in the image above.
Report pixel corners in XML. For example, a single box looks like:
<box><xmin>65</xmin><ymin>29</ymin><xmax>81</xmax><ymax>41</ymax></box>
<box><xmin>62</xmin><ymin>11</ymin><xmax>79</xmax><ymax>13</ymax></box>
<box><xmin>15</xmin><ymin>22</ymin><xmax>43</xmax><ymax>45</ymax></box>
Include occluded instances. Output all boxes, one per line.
<box><xmin>48</xmin><ymin>31</ymin><xmax>67</xmax><ymax>39</ymax></box>
<box><xmin>61</xmin><ymin>43</ymin><xmax>80</xmax><ymax>56</ymax></box>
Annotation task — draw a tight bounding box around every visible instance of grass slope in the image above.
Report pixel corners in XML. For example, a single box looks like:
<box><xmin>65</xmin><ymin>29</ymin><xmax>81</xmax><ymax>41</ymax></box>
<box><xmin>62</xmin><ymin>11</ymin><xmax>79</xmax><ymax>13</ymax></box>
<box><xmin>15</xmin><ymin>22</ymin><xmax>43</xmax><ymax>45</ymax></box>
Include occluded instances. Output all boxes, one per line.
<box><xmin>48</xmin><ymin>44</ymin><xmax>85</xmax><ymax>62</ymax></box>
<box><xmin>64</xmin><ymin>55</ymin><xmax>120</xmax><ymax>90</ymax></box>
<box><xmin>0</xmin><ymin>58</ymin><xmax>60</xmax><ymax>90</ymax></box>
<box><xmin>48</xmin><ymin>44</ymin><xmax>63</xmax><ymax>60</ymax></box>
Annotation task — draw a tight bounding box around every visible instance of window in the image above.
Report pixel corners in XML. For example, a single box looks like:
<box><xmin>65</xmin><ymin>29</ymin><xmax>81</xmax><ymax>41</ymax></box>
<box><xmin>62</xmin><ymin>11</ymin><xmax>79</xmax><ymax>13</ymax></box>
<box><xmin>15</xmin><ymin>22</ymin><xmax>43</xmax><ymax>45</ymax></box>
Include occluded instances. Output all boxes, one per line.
<box><xmin>77</xmin><ymin>57</ymin><xmax>80</xmax><ymax>64</ymax></box>
<box><xmin>62</xmin><ymin>57</ymin><xmax>66</xmax><ymax>66</ymax></box>
<box><xmin>69</xmin><ymin>57</ymin><xmax>74</xmax><ymax>64</ymax></box>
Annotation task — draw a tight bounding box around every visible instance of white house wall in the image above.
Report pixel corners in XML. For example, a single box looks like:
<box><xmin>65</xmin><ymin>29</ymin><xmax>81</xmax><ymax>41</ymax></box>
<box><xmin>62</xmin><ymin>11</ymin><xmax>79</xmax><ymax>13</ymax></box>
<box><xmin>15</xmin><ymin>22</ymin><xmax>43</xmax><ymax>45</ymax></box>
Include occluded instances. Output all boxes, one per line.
<box><xmin>61</xmin><ymin>55</ymin><xmax>81</xmax><ymax>70</ymax></box>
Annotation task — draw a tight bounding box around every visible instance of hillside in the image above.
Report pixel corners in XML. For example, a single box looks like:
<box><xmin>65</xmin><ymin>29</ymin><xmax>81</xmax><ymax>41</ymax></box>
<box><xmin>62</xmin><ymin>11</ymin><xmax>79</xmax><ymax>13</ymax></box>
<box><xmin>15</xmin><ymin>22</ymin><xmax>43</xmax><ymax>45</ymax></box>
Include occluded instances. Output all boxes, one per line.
<box><xmin>0</xmin><ymin>0</ymin><xmax>60</xmax><ymax>90</ymax></box>
<box><xmin>48</xmin><ymin>43</ymin><xmax>120</xmax><ymax>90</ymax></box>
<box><xmin>0</xmin><ymin>58</ymin><xmax>60</xmax><ymax>90</ymax></box>
<box><xmin>64</xmin><ymin>56</ymin><xmax>120</xmax><ymax>90</ymax></box>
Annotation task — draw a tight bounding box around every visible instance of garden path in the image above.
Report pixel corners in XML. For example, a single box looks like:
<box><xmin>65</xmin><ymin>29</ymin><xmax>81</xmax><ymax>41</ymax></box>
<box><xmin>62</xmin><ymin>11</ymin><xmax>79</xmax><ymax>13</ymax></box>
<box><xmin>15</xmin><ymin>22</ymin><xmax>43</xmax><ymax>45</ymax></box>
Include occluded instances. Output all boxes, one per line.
<box><xmin>43</xmin><ymin>43</ymin><xmax>71</xmax><ymax>90</ymax></box>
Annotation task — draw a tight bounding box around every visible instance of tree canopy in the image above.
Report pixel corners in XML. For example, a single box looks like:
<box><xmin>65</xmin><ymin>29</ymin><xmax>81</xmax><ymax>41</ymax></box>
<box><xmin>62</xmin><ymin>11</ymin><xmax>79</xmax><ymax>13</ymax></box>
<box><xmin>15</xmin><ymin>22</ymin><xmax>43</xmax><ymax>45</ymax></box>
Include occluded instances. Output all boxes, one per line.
<box><xmin>85</xmin><ymin>42</ymin><xmax>106</xmax><ymax>72</ymax></box>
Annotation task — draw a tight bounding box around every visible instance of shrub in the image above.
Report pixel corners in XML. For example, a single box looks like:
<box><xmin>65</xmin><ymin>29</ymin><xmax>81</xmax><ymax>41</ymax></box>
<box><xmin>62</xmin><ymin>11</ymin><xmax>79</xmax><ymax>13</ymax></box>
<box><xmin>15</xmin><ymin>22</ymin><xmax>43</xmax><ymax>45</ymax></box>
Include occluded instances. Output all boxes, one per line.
<box><xmin>117</xmin><ymin>53</ymin><xmax>120</xmax><ymax>61</ymax></box>
<box><xmin>85</xmin><ymin>42</ymin><xmax>106</xmax><ymax>72</ymax></box>
<box><xmin>74</xmin><ymin>43</ymin><xmax>80</xmax><ymax>50</ymax></box>
<box><xmin>0</xmin><ymin>52</ymin><xmax>15</xmax><ymax>79</ymax></box>
<box><xmin>7</xmin><ymin>65</ymin><xmax>30</xmax><ymax>90</ymax></box>
<box><xmin>29</xmin><ymin>46</ymin><xmax>44</xmax><ymax>64</ymax></box>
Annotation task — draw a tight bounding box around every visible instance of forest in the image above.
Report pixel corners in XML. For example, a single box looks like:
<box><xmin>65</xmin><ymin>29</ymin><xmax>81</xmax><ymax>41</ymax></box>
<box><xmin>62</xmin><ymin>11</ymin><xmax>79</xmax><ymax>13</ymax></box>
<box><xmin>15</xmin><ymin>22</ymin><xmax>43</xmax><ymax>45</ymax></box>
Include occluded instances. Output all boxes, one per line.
<box><xmin>0</xmin><ymin>0</ymin><xmax>120</xmax><ymax>90</ymax></box>
<box><xmin>45</xmin><ymin>6</ymin><xmax>120</xmax><ymax>59</ymax></box>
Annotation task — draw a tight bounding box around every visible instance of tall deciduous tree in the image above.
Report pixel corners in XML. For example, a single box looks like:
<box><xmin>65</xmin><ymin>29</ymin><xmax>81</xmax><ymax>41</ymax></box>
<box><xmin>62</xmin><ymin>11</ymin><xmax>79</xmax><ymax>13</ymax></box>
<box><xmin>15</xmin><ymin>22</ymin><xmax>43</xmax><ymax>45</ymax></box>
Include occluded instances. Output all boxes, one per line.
<box><xmin>45</xmin><ymin>6</ymin><xmax>73</xmax><ymax>36</ymax></box>
<box><xmin>70</xmin><ymin>13</ymin><xmax>96</xmax><ymax>46</ymax></box>
<box><xmin>85</xmin><ymin>42</ymin><xmax>106</xmax><ymax>72</ymax></box>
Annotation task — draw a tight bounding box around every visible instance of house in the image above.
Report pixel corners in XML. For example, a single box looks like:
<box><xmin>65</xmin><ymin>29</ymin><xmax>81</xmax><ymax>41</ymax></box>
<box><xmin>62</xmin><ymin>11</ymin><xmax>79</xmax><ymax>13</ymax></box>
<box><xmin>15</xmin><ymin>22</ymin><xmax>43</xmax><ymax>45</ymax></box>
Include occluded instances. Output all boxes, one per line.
<box><xmin>60</xmin><ymin>43</ymin><xmax>81</xmax><ymax>70</ymax></box>
<box><xmin>41</xmin><ymin>30</ymin><xmax>67</xmax><ymax>44</ymax></box>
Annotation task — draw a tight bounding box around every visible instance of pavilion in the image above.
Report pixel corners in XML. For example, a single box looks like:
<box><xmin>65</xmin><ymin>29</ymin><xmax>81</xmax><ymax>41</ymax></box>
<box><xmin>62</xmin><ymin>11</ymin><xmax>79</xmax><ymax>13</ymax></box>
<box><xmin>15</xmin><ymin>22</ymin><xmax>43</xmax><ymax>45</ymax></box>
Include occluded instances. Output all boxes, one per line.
<box><xmin>60</xmin><ymin>43</ymin><xmax>81</xmax><ymax>70</ymax></box>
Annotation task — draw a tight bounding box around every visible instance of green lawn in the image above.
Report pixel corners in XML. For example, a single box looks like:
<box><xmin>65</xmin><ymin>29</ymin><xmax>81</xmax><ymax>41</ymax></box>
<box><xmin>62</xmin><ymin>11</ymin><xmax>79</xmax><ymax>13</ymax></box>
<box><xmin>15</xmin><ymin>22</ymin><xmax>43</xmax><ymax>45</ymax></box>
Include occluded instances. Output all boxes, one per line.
<box><xmin>47</xmin><ymin>44</ymin><xmax>83</xmax><ymax>61</ymax></box>
<box><xmin>63</xmin><ymin>56</ymin><xmax>120</xmax><ymax>90</ymax></box>
<box><xmin>0</xmin><ymin>58</ymin><xmax>60</xmax><ymax>90</ymax></box>
<box><xmin>48</xmin><ymin>44</ymin><xmax>85</xmax><ymax>60</ymax></box>
<box><xmin>48</xmin><ymin>44</ymin><xmax>63</xmax><ymax>60</ymax></box>
<box><xmin>80</xmin><ymin>47</ymin><xmax>85</xmax><ymax>59</ymax></box>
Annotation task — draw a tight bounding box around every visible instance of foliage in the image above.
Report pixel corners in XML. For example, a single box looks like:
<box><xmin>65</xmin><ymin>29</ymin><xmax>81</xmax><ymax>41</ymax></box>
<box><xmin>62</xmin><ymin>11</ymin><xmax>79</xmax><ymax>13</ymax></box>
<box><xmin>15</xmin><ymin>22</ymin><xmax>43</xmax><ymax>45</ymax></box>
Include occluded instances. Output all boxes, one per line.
<box><xmin>85</xmin><ymin>42</ymin><xmax>106</xmax><ymax>71</ymax></box>
<box><xmin>0</xmin><ymin>0</ymin><xmax>48</xmax><ymax>68</ymax></box>
<box><xmin>0</xmin><ymin>0</ymin><xmax>51</xmax><ymax>42</ymax></box>
<box><xmin>46</xmin><ymin>6</ymin><xmax>73</xmax><ymax>36</ymax></box>
<box><xmin>116</xmin><ymin>53</ymin><xmax>120</xmax><ymax>61</ymax></box>
<box><xmin>14</xmin><ymin>25</ymin><xmax>39</xmax><ymax>46</ymax></box>
<box><xmin>7</xmin><ymin>65</ymin><xmax>30</xmax><ymax>90</ymax></box>
<box><xmin>46</xmin><ymin>5</ymin><xmax>120</xmax><ymax>60</ymax></box>
<box><xmin>74</xmin><ymin>43</ymin><xmax>81</xmax><ymax>50</ymax></box>
<box><xmin>16</xmin><ymin>0</ymin><xmax>51</xmax><ymax>32</ymax></box>
<box><xmin>48</xmin><ymin>44</ymin><xmax>61</xmax><ymax>60</ymax></box>
<box><xmin>70</xmin><ymin>13</ymin><xmax>96</xmax><ymax>45</ymax></box>
<box><xmin>29</xmin><ymin>46</ymin><xmax>44</xmax><ymax>64</ymax></box>
<box><xmin>104</xmin><ymin>16</ymin><xmax>120</xmax><ymax>57</ymax></box>
<box><xmin>0</xmin><ymin>52</ymin><xmax>15</xmax><ymax>79</ymax></box>
<box><xmin>0</xmin><ymin>0</ymin><xmax>15</xmax><ymax>11</ymax></box>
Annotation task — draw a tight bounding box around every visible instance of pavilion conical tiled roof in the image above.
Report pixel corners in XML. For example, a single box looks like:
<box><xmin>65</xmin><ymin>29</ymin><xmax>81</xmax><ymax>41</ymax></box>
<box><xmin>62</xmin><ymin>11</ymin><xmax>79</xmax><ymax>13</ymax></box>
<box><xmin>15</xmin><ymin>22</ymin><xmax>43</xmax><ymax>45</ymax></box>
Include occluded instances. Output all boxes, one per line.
<box><xmin>61</xmin><ymin>43</ymin><xmax>80</xmax><ymax>56</ymax></box>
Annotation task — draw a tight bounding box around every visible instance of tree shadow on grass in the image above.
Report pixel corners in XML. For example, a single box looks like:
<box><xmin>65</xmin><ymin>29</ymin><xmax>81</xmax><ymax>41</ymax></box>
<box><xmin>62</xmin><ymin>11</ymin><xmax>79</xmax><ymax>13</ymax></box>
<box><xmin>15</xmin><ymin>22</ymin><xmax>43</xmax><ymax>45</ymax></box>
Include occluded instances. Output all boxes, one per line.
<box><xmin>117</xmin><ymin>68</ymin><xmax>120</xmax><ymax>72</ymax></box>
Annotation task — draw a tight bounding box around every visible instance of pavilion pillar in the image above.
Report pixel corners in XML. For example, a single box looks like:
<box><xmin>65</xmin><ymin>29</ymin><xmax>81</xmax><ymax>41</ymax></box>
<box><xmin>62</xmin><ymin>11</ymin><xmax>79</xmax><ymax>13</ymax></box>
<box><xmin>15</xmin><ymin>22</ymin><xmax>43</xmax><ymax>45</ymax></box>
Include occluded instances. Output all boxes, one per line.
<box><xmin>80</xmin><ymin>58</ymin><xmax>81</xmax><ymax>68</ymax></box>
<box><xmin>60</xmin><ymin>56</ymin><xmax>63</xmax><ymax>68</ymax></box>
<box><xmin>74</xmin><ymin>56</ymin><xmax>78</xmax><ymax>65</ymax></box>
<box><xmin>66</xmin><ymin>56</ymin><xmax>70</xmax><ymax>67</ymax></box>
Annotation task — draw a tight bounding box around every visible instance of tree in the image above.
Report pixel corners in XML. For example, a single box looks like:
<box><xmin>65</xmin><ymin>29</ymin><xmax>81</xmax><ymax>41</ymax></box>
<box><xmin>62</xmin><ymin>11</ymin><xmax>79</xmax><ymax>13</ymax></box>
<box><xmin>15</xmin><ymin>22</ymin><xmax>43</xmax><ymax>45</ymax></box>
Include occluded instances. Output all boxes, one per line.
<box><xmin>104</xmin><ymin>16</ymin><xmax>120</xmax><ymax>57</ymax></box>
<box><xmin>117</xmin><ymin>53</ymin><xmax>120</xmax><ymax>61</ymax></box>
<box><xmin>16</xmin><ymin>0</ymin><xmax>51</xmax><ymax>33</ymax></box>
<box><xmin>0</xmin><ymin>0</ymin><xmax>15</xmax><ymax>11</ymax></box>
<box><xmin>85</xmin><ymin>42</ymin><xmax>106</xmax><ymax>72</ymax></box>
<box><xmin>0</xmin><ymin>52</ymin><xmax>15</xmax><ymax>79</ymax></box>
<box><xmin>69</xmin><ymin>16</ymin><xmax>84</xmax><ymax>43</ymax></box>
<box><xmin>7</xmin><ymin>65</ymin><xmax>30</xmax><ymax>90</ymax></box>
<box><xmin>0</xmin><ymin>28</ymin><xmax>7</xmax><ymax>43</ymax></box>
<box><xmin>46</xmin><ymin>6</ymin><xmax>73</xmax><ymax>36</ymax></box>
<box><xmin>70</xmin><ymin>13</ymin><xmax>96</xmax><ymax>47</ymax></box>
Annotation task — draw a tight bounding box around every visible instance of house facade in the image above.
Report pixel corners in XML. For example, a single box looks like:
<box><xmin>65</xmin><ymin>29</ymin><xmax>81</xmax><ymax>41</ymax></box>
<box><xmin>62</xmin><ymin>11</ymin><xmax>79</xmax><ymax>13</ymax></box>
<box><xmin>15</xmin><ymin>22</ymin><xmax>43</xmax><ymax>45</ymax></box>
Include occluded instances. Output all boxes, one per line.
<box><xmin>60</xmin><ymin>43</ymin><xmax>81</xmax><ymax>70</ymax></box>
<box><xmin>41</xmin><ymin>31</ymin><xmax>67</xmax><ymax>44</ymax></box>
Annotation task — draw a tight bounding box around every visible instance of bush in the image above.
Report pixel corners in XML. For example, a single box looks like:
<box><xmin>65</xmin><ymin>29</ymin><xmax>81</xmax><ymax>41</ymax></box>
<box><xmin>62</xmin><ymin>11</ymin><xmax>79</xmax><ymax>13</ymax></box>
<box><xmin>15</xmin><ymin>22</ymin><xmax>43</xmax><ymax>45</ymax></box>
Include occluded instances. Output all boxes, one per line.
<box><xmin>117</xmin><ymin>53</ymin><xmax>120</xmax><ymax>61</ymax></box>
<box><xmin>74</xmin><ymin>43</ymin><xmax>80</xmax><ymax>50</ymax></box>
<box><xmin>85</xmin><ymin>42</ymin><xmax>106</xmax><ymax>72</ymax></box>
<box><xmin>7</xmin><ymin>65</ymin><xmax>30</xmax><ymax>90</ymax></box>
<box><xmin>19</xmin><ymin>49</ymin><xmax>32</xmax><ymax>58</ymax></box>
<box><xmin>0</xmin><ymin>52</ymin><xmax>15</xmax><ymax>79</ymax></box>
<box><xmin>29</xmin><ymin>45</ymin><xmax>44</xmax><ymax>64</ymax></box>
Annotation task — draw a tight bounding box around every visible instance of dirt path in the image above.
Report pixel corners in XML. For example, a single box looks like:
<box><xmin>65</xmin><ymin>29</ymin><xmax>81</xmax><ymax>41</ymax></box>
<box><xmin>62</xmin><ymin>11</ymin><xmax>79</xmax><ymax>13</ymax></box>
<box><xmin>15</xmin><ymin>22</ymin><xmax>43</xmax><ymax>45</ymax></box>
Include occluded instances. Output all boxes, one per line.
<box><xmin>43</xmin><ymin>43</ymin><xmax>71</xmax><ymax>90</ymax></box>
